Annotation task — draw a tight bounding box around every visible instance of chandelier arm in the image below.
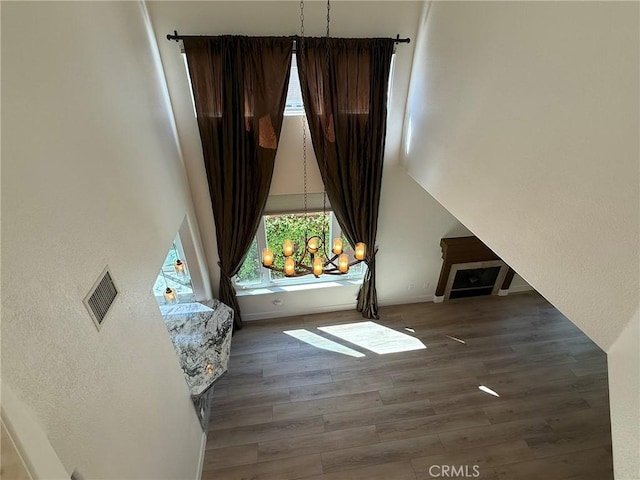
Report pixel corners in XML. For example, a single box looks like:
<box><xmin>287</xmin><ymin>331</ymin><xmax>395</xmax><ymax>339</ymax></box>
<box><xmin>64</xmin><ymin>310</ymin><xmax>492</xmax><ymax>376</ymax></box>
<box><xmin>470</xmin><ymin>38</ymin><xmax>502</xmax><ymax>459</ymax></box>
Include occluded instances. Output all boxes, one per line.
<box><xmin>295</xmin><ymin>248</ymin><xmax>310</xmax><ymax>266</ymax></box>
<box><xmin>296</xmin><ymin>264</ymin><xmax>314</xmax><ymax>273</ymax></box>
<box><xmin>323</xmin><ymin>255</ymin><xmax>339</xmax><ymax>268</ymax></box>
<box><xmin>264</xmin><ymin>256</ymin><xmax>364</xmax><ymax>277</ymax></box>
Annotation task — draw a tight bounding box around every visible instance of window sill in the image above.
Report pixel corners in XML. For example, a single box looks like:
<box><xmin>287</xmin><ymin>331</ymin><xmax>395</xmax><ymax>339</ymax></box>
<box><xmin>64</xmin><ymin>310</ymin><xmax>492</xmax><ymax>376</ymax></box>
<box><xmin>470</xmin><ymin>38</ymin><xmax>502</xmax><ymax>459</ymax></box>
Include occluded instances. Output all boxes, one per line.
<box><xmin>235</xmin><ymin>278</ymin><xmax>362</xmax><ymax>297</ymax></box>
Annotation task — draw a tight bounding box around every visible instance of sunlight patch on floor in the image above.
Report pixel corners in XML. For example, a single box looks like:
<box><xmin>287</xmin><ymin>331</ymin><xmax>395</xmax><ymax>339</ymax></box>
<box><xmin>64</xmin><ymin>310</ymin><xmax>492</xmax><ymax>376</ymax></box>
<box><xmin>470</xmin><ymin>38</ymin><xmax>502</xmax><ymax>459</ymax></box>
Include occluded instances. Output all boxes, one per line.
<box><xmin>284</xmin><ymin>329</ymin><xmax>366</xmax><ymax>357</ymax></box>
<box><xmin>319</xmin><ymin>321</ymin><xmax>426</xmax><ymax>355</ymax></box>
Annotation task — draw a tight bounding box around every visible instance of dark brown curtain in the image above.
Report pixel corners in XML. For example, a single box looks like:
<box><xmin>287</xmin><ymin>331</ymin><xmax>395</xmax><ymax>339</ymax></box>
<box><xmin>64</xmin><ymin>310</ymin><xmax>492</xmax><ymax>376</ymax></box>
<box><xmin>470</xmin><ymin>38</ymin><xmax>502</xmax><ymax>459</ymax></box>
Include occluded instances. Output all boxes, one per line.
<box><xmin>184</xmin><ymin>36</ymin><xmax>292</xmax><ymax>330</ymax></box>
<box><xmin>297</xmin><ymin>37</ymin><xmax>394</xmax><ymax>319</ymax></box>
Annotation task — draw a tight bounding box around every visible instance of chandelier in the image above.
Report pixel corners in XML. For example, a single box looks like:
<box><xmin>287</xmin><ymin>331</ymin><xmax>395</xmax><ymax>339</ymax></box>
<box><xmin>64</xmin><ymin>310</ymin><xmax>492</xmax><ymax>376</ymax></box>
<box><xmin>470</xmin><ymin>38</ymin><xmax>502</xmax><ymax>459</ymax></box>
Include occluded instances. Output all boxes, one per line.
<box><xmin>261</xmin><ymin>0</ymin><xmax>366</xmax><ymax>278</ymax></box>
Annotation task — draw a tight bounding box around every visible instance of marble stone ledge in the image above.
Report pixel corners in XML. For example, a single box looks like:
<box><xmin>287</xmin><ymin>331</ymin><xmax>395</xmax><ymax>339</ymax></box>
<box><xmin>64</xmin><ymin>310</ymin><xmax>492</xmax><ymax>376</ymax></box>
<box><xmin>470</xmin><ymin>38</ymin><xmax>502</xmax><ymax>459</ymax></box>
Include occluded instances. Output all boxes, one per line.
<box><xmin>163</xmin><ymin>300</ymin><xmax>234</xmax><ymax>398</ymax></box>
<box><xmin>160</xmin><ymin>301</ymin><xmax>213</xmax><ymax>319</ymax></box>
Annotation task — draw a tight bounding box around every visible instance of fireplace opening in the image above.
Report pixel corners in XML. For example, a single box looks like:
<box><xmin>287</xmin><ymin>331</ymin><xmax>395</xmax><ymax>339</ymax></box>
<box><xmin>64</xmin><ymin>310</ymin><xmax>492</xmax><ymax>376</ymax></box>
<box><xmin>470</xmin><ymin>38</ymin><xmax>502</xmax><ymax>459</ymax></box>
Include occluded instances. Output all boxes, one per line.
<box><xmin>450</xmin><ymin>266</ymin><xmax>502</xmax><ymax>299</ymax></box>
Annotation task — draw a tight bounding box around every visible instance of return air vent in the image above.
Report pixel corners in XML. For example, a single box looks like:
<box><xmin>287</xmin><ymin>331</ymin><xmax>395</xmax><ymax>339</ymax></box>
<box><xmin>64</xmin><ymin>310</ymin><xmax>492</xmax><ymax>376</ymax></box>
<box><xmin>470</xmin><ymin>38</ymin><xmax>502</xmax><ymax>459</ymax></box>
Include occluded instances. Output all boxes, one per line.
<box><xmin>83</xmin><ymin>266</ymin><xmax>118</xmax><ymax>331</ymax></box>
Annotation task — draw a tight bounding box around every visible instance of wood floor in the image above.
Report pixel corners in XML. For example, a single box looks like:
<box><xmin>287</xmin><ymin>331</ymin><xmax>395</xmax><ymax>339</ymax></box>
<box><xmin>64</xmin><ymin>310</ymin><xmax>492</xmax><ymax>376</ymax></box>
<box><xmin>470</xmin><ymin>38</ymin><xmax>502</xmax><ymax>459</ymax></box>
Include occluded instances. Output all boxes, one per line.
<box><xmin>203</xmin><ymin>292</ymin><xmax>613</xmax><ymax>480</ymax></box>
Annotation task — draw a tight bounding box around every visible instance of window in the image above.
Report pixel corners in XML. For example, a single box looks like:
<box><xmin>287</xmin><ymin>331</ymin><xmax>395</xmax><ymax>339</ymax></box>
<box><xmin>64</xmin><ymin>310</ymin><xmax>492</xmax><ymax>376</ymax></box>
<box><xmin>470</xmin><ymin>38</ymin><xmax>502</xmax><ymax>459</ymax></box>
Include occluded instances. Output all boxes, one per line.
<box><xmin>182</xmin><ymin>53</ymin><xmax>305</xmax><ymax>117</ymax></box>
<box><xmin>153</xmin><ymin>234</ymin><xmax>194</xmax><ymax>305</ymax></box>
<box><xmin>235</xmin><ymin>211</ymin><xmax>365</xmax><ymax>289</ymax></box>
<box><xmin>284</xmin><ymin>54</ymin><xmax>304</xmax><ymax>115</ymax></box>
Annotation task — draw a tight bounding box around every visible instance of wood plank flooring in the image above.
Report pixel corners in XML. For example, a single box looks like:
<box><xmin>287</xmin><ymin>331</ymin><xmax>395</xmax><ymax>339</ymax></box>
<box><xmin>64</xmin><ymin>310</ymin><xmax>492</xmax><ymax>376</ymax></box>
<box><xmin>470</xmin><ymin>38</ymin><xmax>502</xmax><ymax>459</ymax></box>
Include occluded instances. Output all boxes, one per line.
<box><xmin>203</xmin><ymin>292</ymin><xmax>613</xmax><ymax>479</ymax></box>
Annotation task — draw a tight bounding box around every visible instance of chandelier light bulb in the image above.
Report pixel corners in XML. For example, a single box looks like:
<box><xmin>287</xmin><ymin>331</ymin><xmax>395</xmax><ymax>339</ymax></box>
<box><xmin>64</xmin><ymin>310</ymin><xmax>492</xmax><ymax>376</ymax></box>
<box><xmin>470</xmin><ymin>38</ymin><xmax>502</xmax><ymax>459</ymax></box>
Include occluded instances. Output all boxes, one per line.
<box><xmin>313</xmin><ymin>257</ymin><xmax>323</xmax><ymax>276</ymax></box>
<box><xmin>163</xmin><ymin>287</ymin><xmax>176</xmax><ymax>304</ymax></box>
<box><xmin>284</xmin><ymin>257</ymin><xmax>295</xmax><ymax>276</ymax></box>
<box><xmin>262</xmin><ymin>247</ymin><xmax>274</xmax><ymax>266</ymax></box>
<box><xmin>338</xmin><ymin>254</ymin><xmax>349</xmax><ymax>273</ymax></box>
<box><xmin>332</xmin><ymin>238</ymin><xmax>343</xmax><ymax>255</ymax></box>
<box><xmin>283</xmin><ymin>239</ymin><xmax>294</xmax><ymax>257</ymax></box>
<box><xmin>307</xmin><ymin>237</ymin><xmax>319</xmax><ymax>254</ymax></box>
<box><xmin>174</xmin><ymin>259</ymin><xmax>185</xmax><ymax>274</ymax></box>
<box><xmin>355</xmin><ymin>242</ymin><xmax>366</xmax><ymax>261</ymax></box>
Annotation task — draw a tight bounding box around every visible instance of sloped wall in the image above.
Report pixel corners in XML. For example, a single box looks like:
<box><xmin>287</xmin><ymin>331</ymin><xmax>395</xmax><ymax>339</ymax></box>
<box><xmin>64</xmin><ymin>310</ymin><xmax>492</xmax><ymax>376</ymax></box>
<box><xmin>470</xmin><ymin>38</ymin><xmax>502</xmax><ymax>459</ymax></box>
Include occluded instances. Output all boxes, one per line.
<box><xmin>403</xmin><ymin>2</ymin><xmax>639</xmax><ymax>477</ymax></box>
<box><xmin>1</xmin><ymin>2</ymin><xmax>205</xmax><ymax>478</ymax></box>
<box><xmin>607</xmin><ymin>309</ymin><xmax>640</xmax><ymax>479</ymax></box>
<box><xmin>404</xmin><ymin>1</ymin><xmax>638</xmax><ymax>351</ymax></box>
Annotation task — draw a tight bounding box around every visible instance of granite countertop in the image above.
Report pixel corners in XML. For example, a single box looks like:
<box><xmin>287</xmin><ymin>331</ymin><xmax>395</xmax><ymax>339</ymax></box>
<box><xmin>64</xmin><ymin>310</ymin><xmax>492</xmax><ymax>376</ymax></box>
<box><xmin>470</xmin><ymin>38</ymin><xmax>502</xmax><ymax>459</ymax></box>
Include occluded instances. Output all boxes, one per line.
<box><xmin>162</xmin><ymin>299</ymin><xmax>234</xmax><ymax>397</ymax></box>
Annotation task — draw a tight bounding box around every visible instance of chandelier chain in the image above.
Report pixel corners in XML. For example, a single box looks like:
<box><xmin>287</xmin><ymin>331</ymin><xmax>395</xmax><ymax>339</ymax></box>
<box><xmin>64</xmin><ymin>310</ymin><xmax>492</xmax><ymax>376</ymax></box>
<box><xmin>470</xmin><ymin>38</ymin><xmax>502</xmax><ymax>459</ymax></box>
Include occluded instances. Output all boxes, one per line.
<box><xmin>300</xmin><ymin>0</ymin><xmax>304</xmax><ymax>36</ymax></box>
<box><xmin>326</xmin><ymin>0</ymin><xmax>330</xmax><ymax>38</ymax></box>
<box><xmin>300</xmin><ymin>0</ymin><xmax>308</xmax><ymax>234</ymax></box>
<box><xmin>322</xmin><ymin>0</ymin><xmax>330</xmax><ymax>228</ymax></box>
<box><xmin>303</xmin><ymin>117</ymin><xmax>308</xmax><ymax>222</ymax></box>
<box><xmin>260</xmin><ymin>0</ymin><xmax>365</xmax><ymax>277</ymax></box>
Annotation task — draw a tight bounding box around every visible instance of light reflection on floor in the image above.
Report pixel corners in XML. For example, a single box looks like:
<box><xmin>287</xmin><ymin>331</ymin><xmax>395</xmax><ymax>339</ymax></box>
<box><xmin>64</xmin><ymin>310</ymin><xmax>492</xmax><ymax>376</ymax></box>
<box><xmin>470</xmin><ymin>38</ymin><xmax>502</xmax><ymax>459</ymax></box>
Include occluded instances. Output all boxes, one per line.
<box><xmin>318</xmin><ymin>321</ymin><xmax>427</xmax><ymax>355</ymax></box>
<box><xmin>478</xmin><ymin>385</ymin><xmax>500</xmax><ymax>397</ymax></box>
<box><xmin>445</xmin><ymin>334</ymin><xmax>466</xmax><ymax>344</ymax></box>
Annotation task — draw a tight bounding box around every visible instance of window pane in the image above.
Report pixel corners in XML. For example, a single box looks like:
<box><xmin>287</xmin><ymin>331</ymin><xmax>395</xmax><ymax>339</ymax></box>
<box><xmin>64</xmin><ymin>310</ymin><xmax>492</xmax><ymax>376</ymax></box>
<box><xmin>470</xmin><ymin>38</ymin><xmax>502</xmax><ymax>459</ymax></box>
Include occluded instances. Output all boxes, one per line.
<box><xmin>284</xmin><ymin>55</ymin><xmax>304</xmax><ymax>115</ymax></box>
<box><xmin>266</xmin><ymin>212</ymin><xmax>330</xmax><ymax>280</ymax></box>
<box><xmin>235</xmin><ymin>211</ymin><xmax>366</xmax><ymax>287</ymax></box>
<box><xmin>154</xmin><ymin>239</ymin><xmax>194</xmax><ymax>303</ymax></box>
<box><xmin>236</xmin><ymin>237</ymin><xmax>262</xmax><ymax>285</ymax></box>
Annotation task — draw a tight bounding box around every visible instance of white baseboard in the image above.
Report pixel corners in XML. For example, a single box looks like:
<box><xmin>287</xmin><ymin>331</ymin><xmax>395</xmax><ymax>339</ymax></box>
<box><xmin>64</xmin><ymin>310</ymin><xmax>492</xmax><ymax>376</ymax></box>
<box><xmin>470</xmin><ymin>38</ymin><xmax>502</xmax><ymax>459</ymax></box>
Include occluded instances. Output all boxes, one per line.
<box><xmin>242</xmin><ymin>302</ymin><xmax>357</xmax><ymax>321</ymax></box>
<box><xmin>241</xmin><ymin>285</ymin><xmax>536</xmax><ymax>322</ymax></box>
<box><xmin>196</xmin><ymin>431</ymin><xmax>207</xmax><ymax>480</ymax></box>
<box><xmin>378</xmin><ymin>294</ymin><xmax>434</xmax><ymax>307</ymax></box>
<box><xmin>242</xmin><ymin>295</ymin><xmax>438</xmax><ymax>321</ymax></box>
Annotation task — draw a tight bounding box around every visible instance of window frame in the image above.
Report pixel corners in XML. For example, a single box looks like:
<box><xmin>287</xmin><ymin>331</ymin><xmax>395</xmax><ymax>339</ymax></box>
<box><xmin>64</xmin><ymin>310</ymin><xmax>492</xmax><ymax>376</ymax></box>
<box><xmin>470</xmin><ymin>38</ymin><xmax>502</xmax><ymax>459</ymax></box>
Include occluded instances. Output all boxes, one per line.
<box><xmin>234</xmin><ymin>210</ymin><xmax>366</xmax><ymax>291</ymax></box>
<box><xmin>154</xmin><ymin>233</ymin><xmax>195</xmax><ymax>305</ymax></box>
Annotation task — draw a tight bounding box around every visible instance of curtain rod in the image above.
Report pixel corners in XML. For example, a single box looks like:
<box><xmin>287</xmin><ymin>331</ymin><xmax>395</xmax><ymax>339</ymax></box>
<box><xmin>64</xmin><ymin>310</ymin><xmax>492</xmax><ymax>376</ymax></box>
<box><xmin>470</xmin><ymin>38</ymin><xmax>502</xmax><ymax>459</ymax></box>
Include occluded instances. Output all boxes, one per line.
<box><xmin>166</xmin><ymin>31</ymin><xmax>410</xmax><ymax>45</ymax></box>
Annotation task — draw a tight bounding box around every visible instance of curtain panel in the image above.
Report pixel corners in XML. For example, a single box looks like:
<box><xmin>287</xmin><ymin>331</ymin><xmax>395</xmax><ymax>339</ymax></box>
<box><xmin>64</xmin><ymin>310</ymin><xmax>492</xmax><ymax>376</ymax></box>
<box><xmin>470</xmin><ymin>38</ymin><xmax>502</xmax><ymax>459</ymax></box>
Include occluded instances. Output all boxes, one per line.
<box><xmin>296</xmin><ymin>36</ymin><xmax>394</xmax><ymax>319</ymax></box>
<box><xmin>183</xmin><ymin>36</ymin><xmax>293</xmax><ymax>330</ymax></box>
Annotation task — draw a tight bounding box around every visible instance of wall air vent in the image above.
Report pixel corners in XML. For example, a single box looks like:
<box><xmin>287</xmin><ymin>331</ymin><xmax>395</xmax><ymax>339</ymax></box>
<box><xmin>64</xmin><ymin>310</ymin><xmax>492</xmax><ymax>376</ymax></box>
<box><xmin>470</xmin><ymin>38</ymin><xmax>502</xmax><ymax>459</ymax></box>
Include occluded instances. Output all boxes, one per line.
<box><xmin>83</xmin><ymin>266</ymin><xmax>119</xmax><ymax>331</ymax></box>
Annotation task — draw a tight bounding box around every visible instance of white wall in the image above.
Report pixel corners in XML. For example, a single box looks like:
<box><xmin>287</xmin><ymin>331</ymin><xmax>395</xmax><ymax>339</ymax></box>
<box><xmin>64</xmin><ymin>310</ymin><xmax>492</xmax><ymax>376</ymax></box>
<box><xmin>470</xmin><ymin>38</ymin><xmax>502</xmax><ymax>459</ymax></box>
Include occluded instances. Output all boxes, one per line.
<box><xmin>149</xmin><ymin>1</ymin><xmax>527</xmax><ymax>320</ymax></box>
<box><xmin>1</xmin><ymin>382</ymin><xmax>68</xmax><ymax>479</ymax></box>
<box><xmin>607</xmin><ymin>309</ymin><xmax>640</xmax><ymax>480</ymax></box>
<box><xmin>404</xmin><ymin>1</ymin><xmax>639</xmax><ymax>351</ymax></box>
<box><xmin>403</xmin><ymin>2</ymin><xmax>639</xmax><ymax>477</ymax></box>
<box><xmin>270</xmin><ymin>117</ymin><xmax>325</xmax><ymax>196</ymax></box>
<box><xmin>2</xmin><ymin>2</ymin><xmax>205</xmax><ymax>478</ymax></box>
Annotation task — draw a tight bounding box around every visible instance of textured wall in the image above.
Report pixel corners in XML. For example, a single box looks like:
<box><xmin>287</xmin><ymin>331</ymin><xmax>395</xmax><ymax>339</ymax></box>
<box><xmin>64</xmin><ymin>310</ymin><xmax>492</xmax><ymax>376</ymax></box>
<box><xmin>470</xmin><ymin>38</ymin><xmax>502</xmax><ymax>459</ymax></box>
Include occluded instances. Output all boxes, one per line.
<box><xmin>1</xmin><ymin>2</ymin><xmax>204</xmax><ymax>478</ymax></box>
<box><xmin>607</xmin><ymin>310</ymin><xmax>640</xmax><ymax>479</ymax></box>
<box><xmin>404</xmin><ymin>0</ymin><xmax>639</xmax><ymax>351</ymax></box>
<box><xmin>403</xmin><ymin>2</ymin><xmax>639</xmax><ymax>477</ymax></box>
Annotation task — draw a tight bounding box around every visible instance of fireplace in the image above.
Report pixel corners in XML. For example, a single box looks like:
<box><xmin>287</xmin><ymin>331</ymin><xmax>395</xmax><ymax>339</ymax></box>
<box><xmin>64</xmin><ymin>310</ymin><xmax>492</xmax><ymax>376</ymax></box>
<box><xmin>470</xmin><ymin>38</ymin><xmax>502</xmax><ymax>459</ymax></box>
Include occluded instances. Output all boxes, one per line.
<box><xmin>435</xmin><ymin>236</ymin><xmax>515</xmax><ymax>302</ymax></box>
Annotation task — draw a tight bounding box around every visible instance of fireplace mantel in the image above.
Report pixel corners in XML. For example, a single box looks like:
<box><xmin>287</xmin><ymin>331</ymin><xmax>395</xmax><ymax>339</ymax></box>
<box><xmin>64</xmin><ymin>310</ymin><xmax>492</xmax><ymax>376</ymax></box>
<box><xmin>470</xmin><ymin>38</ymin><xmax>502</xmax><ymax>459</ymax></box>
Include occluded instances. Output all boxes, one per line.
<box><xmin>435</xmin><ymin>236</ymin><xmax>515</xmax><ymax>302</ymax></box>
